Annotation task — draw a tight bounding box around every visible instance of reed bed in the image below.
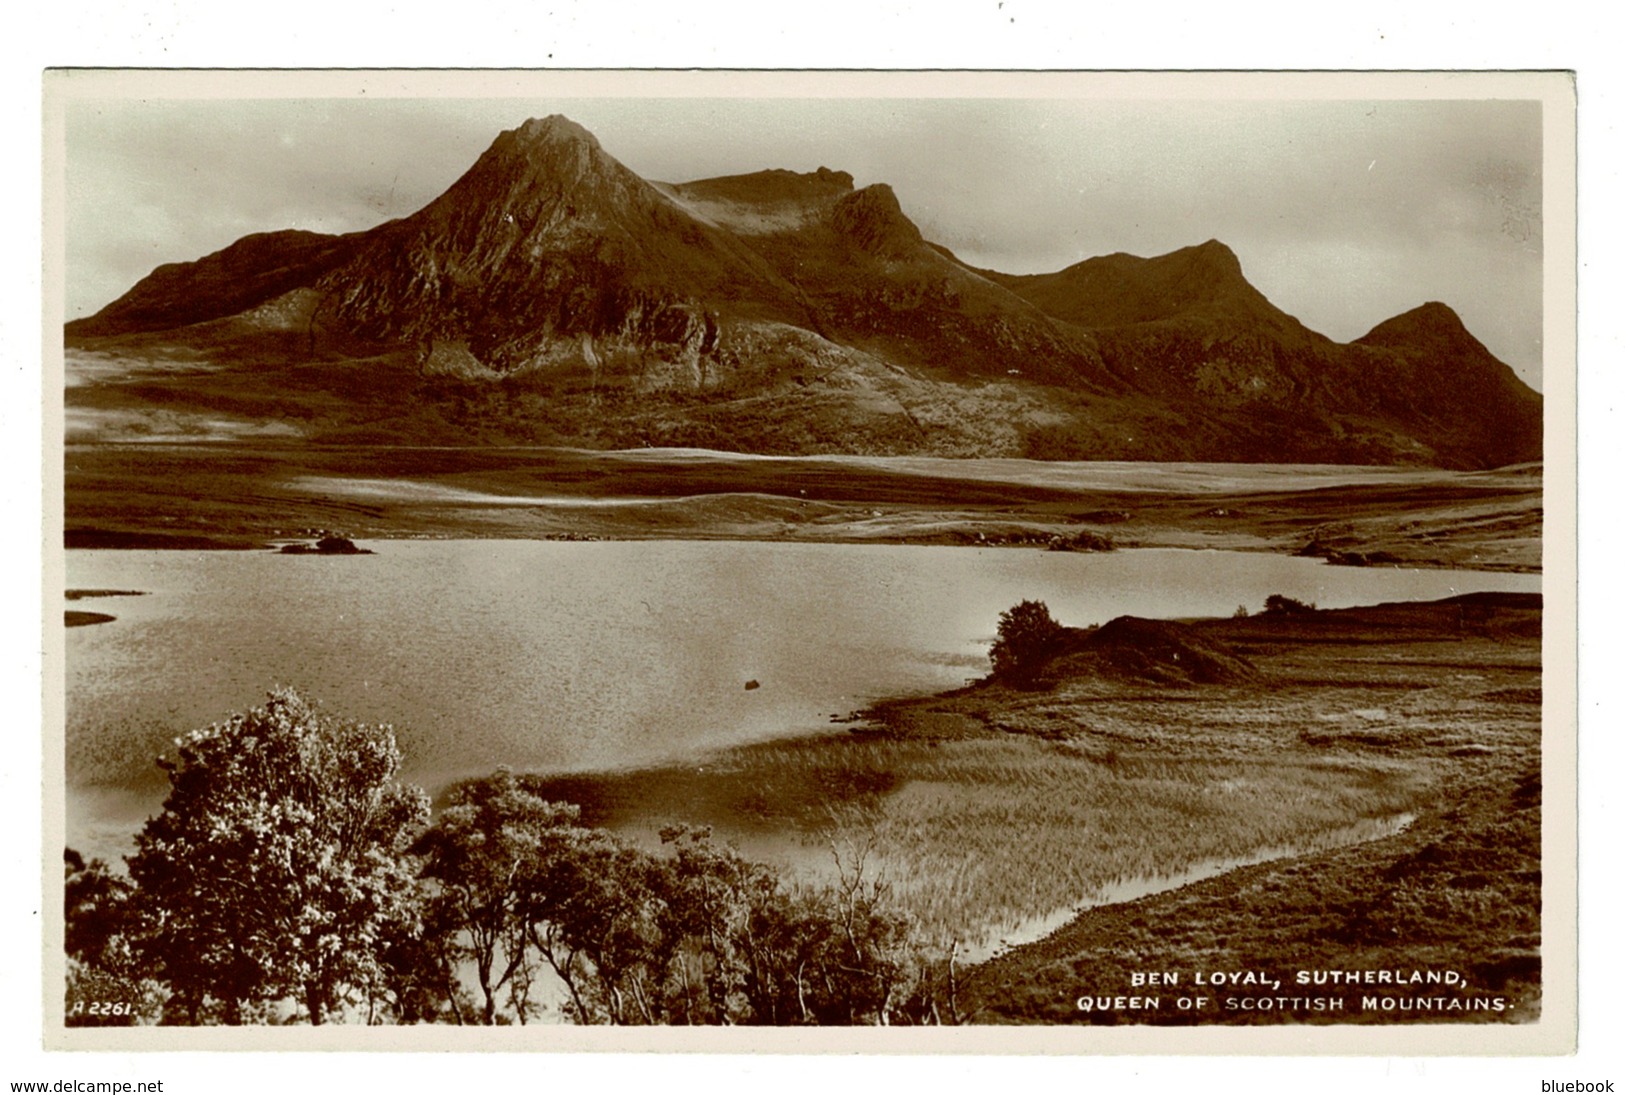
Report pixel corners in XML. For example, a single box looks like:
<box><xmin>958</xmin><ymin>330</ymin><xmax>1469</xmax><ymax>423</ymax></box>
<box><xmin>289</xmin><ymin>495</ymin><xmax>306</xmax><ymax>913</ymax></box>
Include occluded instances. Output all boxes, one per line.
<box><xmin>661</xmin><ymin>714</ymin><xmax>1437</xmax><ymax>951</ymax></box>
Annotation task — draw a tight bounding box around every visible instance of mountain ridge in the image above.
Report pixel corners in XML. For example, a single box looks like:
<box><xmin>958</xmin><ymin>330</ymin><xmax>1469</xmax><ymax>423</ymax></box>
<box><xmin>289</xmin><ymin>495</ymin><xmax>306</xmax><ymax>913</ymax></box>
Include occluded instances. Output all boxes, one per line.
<box><xmin>66</xmin><ymin>115</ymin><xmax>1542</xmax><ymax>469</ymax></box>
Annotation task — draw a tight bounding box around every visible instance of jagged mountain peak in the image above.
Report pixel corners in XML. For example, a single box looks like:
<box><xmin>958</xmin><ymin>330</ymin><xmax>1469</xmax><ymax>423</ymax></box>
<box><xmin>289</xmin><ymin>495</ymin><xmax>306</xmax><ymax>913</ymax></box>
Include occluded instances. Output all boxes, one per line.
<box><xmin>1088</xmin><ymin>239</ymin><xmax>1249</xmax><ymax>285</ymax></box>
<box><xmin>65</xmin><ymin>114</ymin><xmax>1541</xmax><ymax>469</ymax></box>
<box><xmin>288</xmin><ymin>115</ymin><xmax>802</xmax><ymax>367</ymax></box>
<box><xmin>812</xmin><ymin>166</ymin><xmax>856</xmax><ymax>189</ymax></box>
<box><xmin>482</xmin><ymin>115</ymin><xmax>618</xmax><ymax>177</ymax></box>
<box><xmin>510</xmin><ymin>113</ymin><xmax>600</xmax><ymax>146</ymax></box>
<box><xmin>832</xmin><ymin>183</ymin><xmax>924</xmax><ymax>255</ymax></box>
<box><xmin>996</xmin><ymin>237</ymin><xmax>1286</xmax><ymax>333</ymax></box>
<box><xmin>668</xmin><ymin>166</ymin><xmax>856</xmax><ymax>208</ymax></box>
<box><xmin>1349</xmin><ymin>299</ymin><xmax>1539</xmax><ymax>464</ymax></box>
<box><xmin>1361</xmin><ymin>300</ymin><xmax>1466</xmax><ymax>336</ymax></box>
<box><xmin>1183</xmin><ymin>238</ymin><xmax>1244</xmax><ymax>272</ymax></box>
<box><xmin>439</xmin><ymin>114</ymin><xmax>644</xmax><ymax>211</ymax></box>
<box><xmin>1356</xmin><ymin>301</ymin><xmax>1486</xmax><ymax>358</ymax></box>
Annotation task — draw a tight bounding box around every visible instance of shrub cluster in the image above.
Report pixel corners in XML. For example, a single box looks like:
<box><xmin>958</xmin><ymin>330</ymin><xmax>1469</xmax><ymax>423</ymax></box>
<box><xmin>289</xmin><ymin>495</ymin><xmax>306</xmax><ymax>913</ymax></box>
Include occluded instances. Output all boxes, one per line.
<box><xmin>988</xmin><ymin>599</ymin><xmax>1064</xmax><ymax>680</ymax></box>
<box><xmin>64</xmin><ymin>690</ymin><xmax>962</xmax><ymax>1027</ymax></box>
<box><xmin>1262</xmin><ymin>593</ymin><xmax>1317</xmax><ymax>615</ymax></box>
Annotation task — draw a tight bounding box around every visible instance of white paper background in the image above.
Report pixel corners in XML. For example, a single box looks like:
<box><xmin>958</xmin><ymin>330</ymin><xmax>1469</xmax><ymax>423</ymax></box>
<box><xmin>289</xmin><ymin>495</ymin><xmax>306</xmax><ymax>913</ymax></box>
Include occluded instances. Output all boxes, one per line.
<box><xmin>7</xmin><ymin>2</ymin><xmax>1617</xmax><ymax>1090</ymax></box>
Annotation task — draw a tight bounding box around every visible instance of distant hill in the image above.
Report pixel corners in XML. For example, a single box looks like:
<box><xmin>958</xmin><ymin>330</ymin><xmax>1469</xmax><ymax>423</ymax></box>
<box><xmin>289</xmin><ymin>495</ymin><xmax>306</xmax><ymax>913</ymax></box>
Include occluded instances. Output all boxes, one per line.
<box><xmin>67</xmin><ymin>115</ymin><xmax>1542</xmax><ymax>469</ymax></box>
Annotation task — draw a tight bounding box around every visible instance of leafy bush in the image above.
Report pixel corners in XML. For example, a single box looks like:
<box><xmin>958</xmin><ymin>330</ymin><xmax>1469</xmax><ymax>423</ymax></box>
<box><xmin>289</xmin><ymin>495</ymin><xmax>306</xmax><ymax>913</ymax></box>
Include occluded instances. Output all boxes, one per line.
<box><xmin>125</xmin><ymin>689</ymin><xmax>430</xmax><ymax>1025</ymax></box>
<box><xmin>63</xmin><ymin>850</ymin><xmax>163</xmax><ymax>1027</ymax></box>
<box><xmin>989</xmin><ymin>599</ymin><xmax>1064</xmax><ymax>679</ymax></box>
<box><xmin>1263</xmin><ymin>593</ymin><xmax>1316</xmax><ymax>615</ymax></box>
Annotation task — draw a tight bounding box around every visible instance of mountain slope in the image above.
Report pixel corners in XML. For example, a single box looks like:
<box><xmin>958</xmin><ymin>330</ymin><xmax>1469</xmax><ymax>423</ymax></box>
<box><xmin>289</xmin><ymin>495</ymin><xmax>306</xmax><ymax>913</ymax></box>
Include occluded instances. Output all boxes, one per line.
<box><xmin>990</xmin><ymin>241</ymin><xmax>1328</xmax><ymax>401</ymax></box>
<box><xmin>987</xmin><ymin>243</ymin><xmax>1542</xmax><ymax>466</ymax></box>
<box><xmin>1349</xmin><ymin>302</ymin><xmax>1544</xmax><ymax>466</ymax></box>
<box><xmin>312</xmin><ymin>116</ymin><xmax>808</xmax><ymax>374</ymax></box>
<box><xmin>64</xmin><ymin>229</ymin><xmax>362</xmax><ymax>338</ymax></box>
<box><xmin>674</xmin><ymin>174</ymin><xmax>1115</xmax><ymax>390</ymax></box>
<box><xmin>992</xmin><ymin>240</ymin><xmax>1300</xmax><ymax>331</ymax></box>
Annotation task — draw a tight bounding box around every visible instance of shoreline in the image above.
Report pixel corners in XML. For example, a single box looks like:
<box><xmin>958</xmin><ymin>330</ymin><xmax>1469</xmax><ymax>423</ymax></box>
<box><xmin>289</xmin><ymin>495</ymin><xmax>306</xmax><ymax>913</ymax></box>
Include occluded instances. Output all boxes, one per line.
<box><xmin>62</xmin><ymin>520</ymin><xmax>1542</xmax><ymax>575</ymax></box>
<box><xmin>64</xmin><ymin>444</ymin><xmax>1544</xmax><ymax>573</ymax></box>
<box><xmin>512</xmin><ymin>592</ymin><xmax>1541</xmax><ymax>1020</ymax></box>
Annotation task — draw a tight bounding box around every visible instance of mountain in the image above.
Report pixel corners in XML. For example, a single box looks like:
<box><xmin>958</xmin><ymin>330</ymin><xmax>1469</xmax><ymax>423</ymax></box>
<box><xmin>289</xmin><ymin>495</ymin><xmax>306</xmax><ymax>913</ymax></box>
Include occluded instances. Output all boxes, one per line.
<box><xmin>987</xmin><ymin>240</ymin><xmax>1329</xmax><ymax>398</ymax></box>
<box><xmin>66</xmin><ymin>116</ymin><xmax>1542</xmax><ymax>469</ymax></box>
<box><xmin>65</xmin><ymin>229</ymin><xmax>361</xmax><ymax>337</ymax></box>
<box><xmin>980</xmin><ymin>242</ymin><xmax>1544</xmax><ymax>466</ymax></box>
<box><xmin>1350</xmin><ymin>302</ymin><xmax>1544</xmax><ymax>465</ymax></box>
<box><xmin>311</xmin><ymin>117</ymin><xmax>802</xmax><ymax>372</ymax></box>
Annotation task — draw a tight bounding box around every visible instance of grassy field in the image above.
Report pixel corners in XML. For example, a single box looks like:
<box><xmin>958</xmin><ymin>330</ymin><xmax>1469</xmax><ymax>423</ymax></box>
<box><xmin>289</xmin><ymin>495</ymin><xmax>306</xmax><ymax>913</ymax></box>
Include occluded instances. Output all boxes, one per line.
<box><xmin>522</xmin><ymin>592</ymin><xmax>1542</xmax><ymax>1022</ymax></box>
<box><xmin>532</xmin><ymin>728</ymin><xmax>1432</xmax><ymax>954</ymax></box>
<box><xmin>965</xmin><ymin>748</ymin><xmax>1540</xmax><ymax>1024</ymax></box>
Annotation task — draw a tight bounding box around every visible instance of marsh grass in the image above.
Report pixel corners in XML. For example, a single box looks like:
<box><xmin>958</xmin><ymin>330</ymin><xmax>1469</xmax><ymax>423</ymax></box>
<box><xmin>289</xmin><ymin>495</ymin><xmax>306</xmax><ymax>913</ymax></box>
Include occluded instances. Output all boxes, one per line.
<box><xmin>814</xmin><ymin>734</ymin><xmax>1429</xmax><ymax>948</ymax></box>
<box><xmin>542</xmin><ymin>712</ymin><xmax>1437</xmax><ymax>952</ymax></box>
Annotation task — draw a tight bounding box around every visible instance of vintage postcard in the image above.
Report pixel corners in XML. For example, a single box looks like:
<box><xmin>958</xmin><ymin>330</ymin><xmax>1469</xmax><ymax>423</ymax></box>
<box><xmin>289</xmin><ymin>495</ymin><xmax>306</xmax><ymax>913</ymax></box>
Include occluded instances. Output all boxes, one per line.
<box><xmin>42</xmin><ymin>68</ymin><xmax>1576</xmax><ymax>1053</ymax></box>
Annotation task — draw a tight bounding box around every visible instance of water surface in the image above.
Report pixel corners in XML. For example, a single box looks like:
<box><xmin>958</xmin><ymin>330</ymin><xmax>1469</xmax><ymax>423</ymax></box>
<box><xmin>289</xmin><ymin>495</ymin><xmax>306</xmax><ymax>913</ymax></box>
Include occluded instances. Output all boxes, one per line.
<box><xmin>65</xmin><ymin>541</ymin><xmax>1537</xmax><ymax>860</ymax></box>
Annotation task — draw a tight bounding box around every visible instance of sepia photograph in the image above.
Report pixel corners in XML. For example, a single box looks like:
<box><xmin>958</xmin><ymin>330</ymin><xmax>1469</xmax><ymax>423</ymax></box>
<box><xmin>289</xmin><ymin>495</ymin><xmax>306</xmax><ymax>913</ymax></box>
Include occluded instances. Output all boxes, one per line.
<box><xmin>43</xmin><ymin>68</ymin><xmax>1575</xmax><ymax>1052</ymax></box>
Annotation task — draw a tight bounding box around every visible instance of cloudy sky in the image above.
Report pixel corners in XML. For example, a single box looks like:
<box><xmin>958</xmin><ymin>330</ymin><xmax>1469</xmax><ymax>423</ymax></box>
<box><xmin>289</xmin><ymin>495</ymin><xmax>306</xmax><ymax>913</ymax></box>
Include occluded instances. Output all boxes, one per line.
<box><xmin>60</xmin><ymin>80</ymin><xmax>1548</xmax><ymax>387</ymax></box>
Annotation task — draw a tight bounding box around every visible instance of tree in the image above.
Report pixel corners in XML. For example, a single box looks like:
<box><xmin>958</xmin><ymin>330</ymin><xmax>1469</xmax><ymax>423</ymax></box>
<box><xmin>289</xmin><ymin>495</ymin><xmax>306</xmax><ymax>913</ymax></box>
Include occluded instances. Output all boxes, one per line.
<box><xmin>649</xmin><ymin>826</ymin><xmax>769</xmax><ymax>1024</ymax></box>
<box><xmin>769</xmin><ymin>843</ymin><xmax>918</xmax><ymax>1025</ymax></box>
<box><xmin>126</xmin><ymin>688</ymin><xmax>429</xmax><ymax>1024</ymax></box>
<box><xmin>65</xmin><ymin>849</ymin><xmax>134</xmax><ymax>971</ymax></box>
<box><xmin>528</xmin><ymin>829</ymin><xmax>671</xmax><ymax>1025</ymax></box>
<box><xmin>412</xmin><ymin>768</ymin><xmax>582</xmax><ymax>1024</ymax></box>
<box><xmin>64</xmin><ymin>849</ymin><xmax>163</xmax><ymax>1026</ymax></box>
<box><xmin>988</xmin><ymin>599</ymin><xmax>1064</xmax><ymax>680</ymax></box>
<box><xmin>647</xmin><ymin>829</ymin><xmax>922</xmax><ymax>1026</ymax></box>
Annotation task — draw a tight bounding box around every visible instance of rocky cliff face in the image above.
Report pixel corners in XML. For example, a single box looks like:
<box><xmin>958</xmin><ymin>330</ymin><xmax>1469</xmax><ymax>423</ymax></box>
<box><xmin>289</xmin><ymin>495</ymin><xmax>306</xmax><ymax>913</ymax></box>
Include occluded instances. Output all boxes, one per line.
<box><xmin>310</xmin><ymin>116</ymin><xmax>800</xmax><ymax>374</ymax></box>
<box><xmin>67</xmin><ymin>115</ymin><xmax>1542</xmax><ymax>469</ymax></box>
